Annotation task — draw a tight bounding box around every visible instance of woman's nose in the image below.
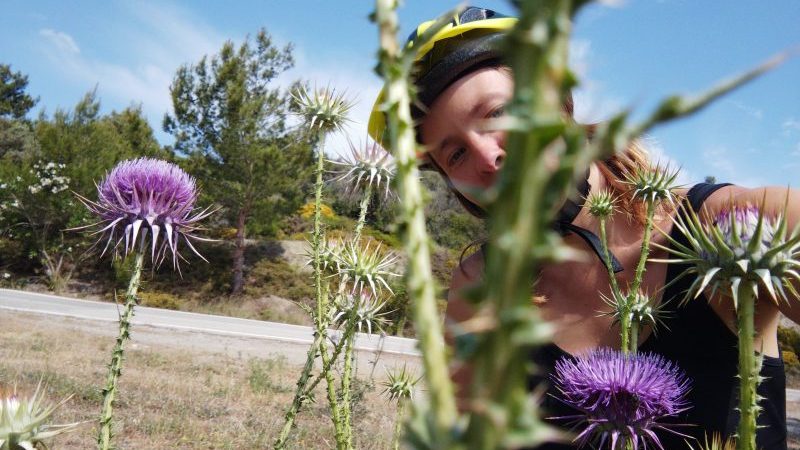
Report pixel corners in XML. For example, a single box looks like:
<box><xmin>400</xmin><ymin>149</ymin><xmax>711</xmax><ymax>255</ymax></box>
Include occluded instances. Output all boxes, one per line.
<box><xmin>473</xmin><ymin>136</ymin><xmax>505</xmax><ymax>173</ymax></box>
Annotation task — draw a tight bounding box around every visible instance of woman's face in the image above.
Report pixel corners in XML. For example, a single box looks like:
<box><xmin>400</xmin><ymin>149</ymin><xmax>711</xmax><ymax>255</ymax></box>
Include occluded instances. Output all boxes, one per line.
<box><xmin>420</xmin><ymin>67</ymin><xmax>511</xmax><ymax>206</ymax></box>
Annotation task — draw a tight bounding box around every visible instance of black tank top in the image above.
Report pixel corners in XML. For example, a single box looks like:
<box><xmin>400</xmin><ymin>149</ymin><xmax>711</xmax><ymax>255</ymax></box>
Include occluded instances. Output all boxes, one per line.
<box><xmin>525</xmin><ymin>183</ymin><xmax>788</xmax><ymax>450</ymax></box>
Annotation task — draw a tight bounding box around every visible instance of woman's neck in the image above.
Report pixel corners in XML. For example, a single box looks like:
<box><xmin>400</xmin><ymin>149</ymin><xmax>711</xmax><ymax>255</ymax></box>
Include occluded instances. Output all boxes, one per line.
<box><xmin>570</xmin><ymin>163</ymin><xmax>643</xmax><ymax>250</ymax></box>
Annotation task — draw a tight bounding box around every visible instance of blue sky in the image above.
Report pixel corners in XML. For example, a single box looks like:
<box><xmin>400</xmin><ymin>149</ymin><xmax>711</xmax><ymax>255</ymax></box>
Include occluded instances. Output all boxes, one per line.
<box><xmin>2</xmin><ymin>1</ymin><xmax>799</xmax><ymax>187</ymax></box>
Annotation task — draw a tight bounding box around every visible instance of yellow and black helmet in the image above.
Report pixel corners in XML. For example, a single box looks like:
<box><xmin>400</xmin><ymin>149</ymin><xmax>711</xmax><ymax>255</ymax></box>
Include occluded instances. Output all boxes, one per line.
<box><xmin>367</xmin><ymin>7</ymin><xmax>516</xmax><ymax>151</ymax></box>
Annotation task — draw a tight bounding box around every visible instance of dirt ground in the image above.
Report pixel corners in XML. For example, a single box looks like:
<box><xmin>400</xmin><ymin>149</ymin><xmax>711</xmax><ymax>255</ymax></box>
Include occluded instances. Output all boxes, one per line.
<box><xmin>3</xmin><ymin>308</ymin><xmax>800</xmax><ymax>449</ymax></box>
<box><xmin>0</xmin><ymin>311</ymin><xmax>404</xmax><ymax>449</ymax></box>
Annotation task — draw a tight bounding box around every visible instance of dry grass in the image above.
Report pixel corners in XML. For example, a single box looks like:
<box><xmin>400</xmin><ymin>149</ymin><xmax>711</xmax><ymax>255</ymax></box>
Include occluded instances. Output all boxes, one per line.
<box><xmin>0</xmin><ymin>314</ymin><xmax>397</xmax><ymax>449</ymax></box>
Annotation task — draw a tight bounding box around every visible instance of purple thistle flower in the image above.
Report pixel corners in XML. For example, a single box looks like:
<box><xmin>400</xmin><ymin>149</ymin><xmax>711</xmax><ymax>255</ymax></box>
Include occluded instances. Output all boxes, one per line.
<box><xmin>76</xmin><ymin>158</ymin><xmax>214</xmax><ymax>269</ymax></box>
<box><xmin>713</xmin><ymin>206</ymin><xmax>776</xmax><ymax>260</ymax></box>
<box><xmin>551</xmin><ymin>348</ymin><xmax>690</xmax><ymax>450</ymax></box>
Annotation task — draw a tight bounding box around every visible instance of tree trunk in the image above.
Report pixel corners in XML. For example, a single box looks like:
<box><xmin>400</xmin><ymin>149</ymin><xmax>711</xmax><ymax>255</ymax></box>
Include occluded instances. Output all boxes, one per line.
<box><xmin>231</xmin><ymin>206</ymin><xmax>247</xmax><ymax>295</ymax></box>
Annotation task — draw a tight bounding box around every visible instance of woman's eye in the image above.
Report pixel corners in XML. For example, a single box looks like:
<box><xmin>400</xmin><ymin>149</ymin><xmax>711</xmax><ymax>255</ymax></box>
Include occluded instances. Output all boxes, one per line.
<box><xmin>488</xmin><ymin>106</ymin><xmax>505</xmax><ymax>118</ymax></box>
<box><xmin>448</xmin><ymin>147</ymin><xmax>466</xmax><ymax>167</ymax></box>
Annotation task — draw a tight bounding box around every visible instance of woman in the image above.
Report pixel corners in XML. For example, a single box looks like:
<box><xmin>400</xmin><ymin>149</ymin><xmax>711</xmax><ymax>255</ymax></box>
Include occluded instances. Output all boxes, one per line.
<box><xmin>369</xmin><ymin>7</ymin><xmax>798</xmax><ymax>449</ymax></box>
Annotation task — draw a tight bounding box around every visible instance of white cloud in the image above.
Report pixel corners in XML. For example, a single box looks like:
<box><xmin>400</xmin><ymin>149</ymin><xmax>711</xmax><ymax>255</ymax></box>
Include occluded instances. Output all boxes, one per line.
<box><xmin>39</xmin><ymin>29</ymin><xmax>80</xmax><ymax>54</ymax></box>
<box><xmin>640</xmin><ymin>135</ymin><xmax>696</xmax><ymax>186</ymax></box>
<box><xmin>729</xmin><ymin>100</ymin><xmax>763</xmax><ymax>120</ymax></box>
<box><xmin>569</xmin><ymin>38</ymin><xmax>625</xmax><ymax>124</ymax></box>
<box><xmin>36</xmin><ymin>2</ymin><xmax>228</xmax><ymax>141</ymax></box>
<box><xmin>700</xmin><ymin>145</ymin><xmax>764</xmax><ymax>188</ymax></box>
<box><xmin>791</xmin><ymin>141</ymin><xmax>800</xmax><ymax>157</ymax></box>
<box><xmin>33</xmin><ymin>1</ymin><xmax>379</xmax><ymax>154</ymax></box>
<box><xmin>597</xmin><ymin>0</ymin><xmax>628</xmax><ymax>7</ymax></box>
<box><xmin>782</xmin><ymin>117</ymin><xmax>800</xmax><ymax>135</ymax></box>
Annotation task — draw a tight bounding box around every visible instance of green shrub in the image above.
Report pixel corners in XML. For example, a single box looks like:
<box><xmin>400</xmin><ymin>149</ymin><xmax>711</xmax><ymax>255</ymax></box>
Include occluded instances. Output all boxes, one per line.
<box><xmin>245</xmin><ymin>259</ymin><xmax>314</xmax><ymax>301</ymax></box>
<box><xmin>139</xmin><ymin>291</ymin><xmax>182</xmax><ymax>310</ymax></box>
<box><xmin>783</xmin><ymin>350</ymin><xmax>799</xmax><ymax>369</ymax></box>
<box><xmin>778</xmin><ymin>326</ymin><xmax>800</xmax><ymax>355</ymax></box>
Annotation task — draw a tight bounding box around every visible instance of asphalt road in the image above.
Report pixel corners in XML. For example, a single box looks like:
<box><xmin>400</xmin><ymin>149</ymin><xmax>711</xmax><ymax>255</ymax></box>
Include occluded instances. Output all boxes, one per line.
<box><xmin>0</xmin><ymin>288</ymin><xmax>419</xmax><ymax>357</ymax></box>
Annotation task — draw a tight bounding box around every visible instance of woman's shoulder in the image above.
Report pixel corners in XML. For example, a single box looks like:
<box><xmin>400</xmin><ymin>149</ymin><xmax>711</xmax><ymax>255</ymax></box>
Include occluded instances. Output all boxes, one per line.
<box><xmin>687</xmin><ymin>184</ymin><xmax>797</xmax><ymax>217</ymax></box>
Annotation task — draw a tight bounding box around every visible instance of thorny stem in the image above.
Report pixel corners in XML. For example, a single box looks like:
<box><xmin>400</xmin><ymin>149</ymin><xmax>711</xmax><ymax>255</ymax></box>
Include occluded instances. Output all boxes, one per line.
<box><xmin>392</xmin><ymin>398</ymin><xmax>407</xmax><ymax>450</ymax></box>
<box><xmin>629</xmin><ymin>200</ymin><xmax>657</xmax><ymax>354</ymax></box>
<box><xmin>354</xmin><ymin>183</ymin><xmax>372</xmax><ymax>242</ymax></box>
<box><xmin>309</xmin><ymin>137</ymin><xmax>347</xmax><ymax>448</ymax></box>
<box><xmin>276</xmin><ymin>132</ymin><xmax>346</xmax><ymax>449</ymax></box>
<box><xmin>319</xmin><ymin>319</ymin><xmax>346</xmax><ymax>448</ymax></box>
<box><xmin>337</xmin><ymin>182</ymin><xmax>375</xmax><ymax>448</ymax></box>
<box><xmin>313</xmin><ymin>134</ymin><xmax>329</xmax><ymax>335</ymax></box>
<box><xmin>273</xmin><ymin>333</ymin><xmax>324</xmax><ymax>449</ymax></box>
<box><xmin>276</xmin><ymin>320</ymin><xmax>358</xmax><ymax>449</ymax></box>
<box><xmin>630</xmin><ymin>200</ymin><xmax>657</xmax><ymax>295</ymax></box>
<box><xmin>736</xmin><ymin>286</ymin><xmax>759</xmax><ymax>450</ymax></box>
<box><xmin>374</xmin><ymin>0</ymin><xmax>458</xmax><ymax>440</ymax></box>
<box><xmin>599</xmin><ymin>218</ymin><xmax>620</xmax><ymax>294</ymax></box>
<box><xmin>339</xmin><ymin>324</ymin><xmax>355</xmax><ymax>449</ymax></box>
<box><xmin>302</xmin><ymin>321</ymin><xmax>358</xmax><ymax>399</ymax></box>
<box><xmin>98</xmin><ymin>251</ymin><xmax>144</xmax><ymax>450</ymax></box>
<box><xmin>600</xmin><ymin>218</ymin><xmax>629</xmax><ymax>352</ymax></box>
<box><xmin>464</xmin><ymin>1</ymin><xmax>586</xmax><ymax>447</ymax></box>
<box><xmin>629</xmin><ymin>321</ymin><xmax>640</xmax><ymax>354</ymax></box>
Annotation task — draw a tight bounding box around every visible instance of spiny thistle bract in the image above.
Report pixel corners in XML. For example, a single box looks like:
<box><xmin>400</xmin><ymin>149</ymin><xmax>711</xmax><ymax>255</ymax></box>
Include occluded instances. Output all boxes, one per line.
<box><xmin>381</xmin><ymin>365</ymin><xmax>420</xmax><ymax>402</ymax></box>
<box><xmin>552</xmin><ymin>348</ymin><xmax>690</xmax><ymax>450</ymax></box>
<box><xmin>624</xmin><ymin>164</ymin><xmax>682</xmax><ymax>206</ymax></box>
<box><xmin>334</xmin><ymin>240</ymin><xmax>400</xmax><ymax>296</ymax></box>
<box><xmin>307</xmin><ymin>238</ymin><xmax>345</xmax><ymax>276</ymax></box>
<box><xmin>292</xmin><ymin>85</ymin><xmax>355</xmax><ymax>134</ymax></box>
<box><xmin>600</xmin><ymin>290</ymin><xmax>670</xmax><ymax>334</ymax></box>
<box><xmin>332</xmin><ymin>290</ymin><xmax>390</xmax><ymax>335</ymax></box>
<box><xmin>586</xmin><ymin>189</ymin><xmax>617</xmax><ymax>219</ymax></box>
<box><xmin>659</xmin><ymin>202</ymin><xmax>800</xmax><ymax>308</ymax></box>
<box><xmin>76</xmin><ymin>157</ymin><xmax>214</xmax><ymax>268</ymax></box>
<box><xmin>330</xmin><ymin>138</ymin><xmax>396</xmax><ymax>198</ymax></box>
<box><xmin>688</xmin><ymin>433</ymin><xmax>737</xmax><ymax>450</ymax></box>
<box><xmin>0</xmin><ymin>385</ymin><xmax>81</xmax><ymax>450</ymax></box>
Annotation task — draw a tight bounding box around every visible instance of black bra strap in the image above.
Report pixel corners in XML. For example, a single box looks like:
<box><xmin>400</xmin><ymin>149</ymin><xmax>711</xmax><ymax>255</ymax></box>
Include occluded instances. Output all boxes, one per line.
<box><xmin>685</xmin><ymin>182</ymin><xmax>733</xmax><ymax>212</ymax></box>
<box><xmin>558</xmin><ymin>221</ymin><xmax>625</xmax><ymax>273</ymax></box>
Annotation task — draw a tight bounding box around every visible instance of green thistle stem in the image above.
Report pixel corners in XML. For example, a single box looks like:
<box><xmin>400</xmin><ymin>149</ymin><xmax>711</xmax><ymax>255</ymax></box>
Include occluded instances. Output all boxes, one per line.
<box><xmin>339</xmin><ymin>327</ymin><xmax>355</xmax><ymax>449</ymax></box>
<box><xmin>309</xmin><ymin>139</ymin><xmax>347</xmax><ymax>448</ymax></box>
<box><xmin>391</xmin><ymin>397</ymin><xmax>407</xmax><ymax>450</ymax></box>
<box><xmin>736</xmin><ymin>287</ymin><xmax>759</xmax><ymax>450</ymax></box>
<box><xmin>312</xmin><ymin>134</ymin><xmax>329</xmax><ymax>333</ymax></box>
<box><xmin>273</xmin><ymin>332</ymin><xmax>323</xmax><ymax>449</ymax></box>
<box><xmin>309</xmin><ymin>131</ymin><xmax>344</xmax><ymax>449</ymax></box>
<box><xmin>599</xmin><ymin>218</ymin><xmax>620</xmax><ymax>294</ymax></box>
<box><xmin>374</xmin><ymin>0</ymin><xmax>457</xmax><ymax>441</ymax></box>
<box><xmin>629</xmin><ymin>320</ymin><xmax>640</xmax><ymax>354</ymax></box>
<box><xmin>464</xmin><ymin>2</ymin><xmax>585</xmax><ymax>446</ymax></box>
<box><xmin>275</xmin><ymin>318</ymin><xmax>358</xmax><ymax>449</ymax></box>
<box><xmin>302</xmin><ymin>319</ymin><xmax>358</xmax><ymax>398</ymax></box>
<box><xmin>98</xmin><ymin>251</ymin><xmax>144</xmax><ymax>450</ymax></box>
<box><xmin>627</xmin><ymin>200</ymin><xmax>657</xmax><ymax>354</ymax></box>
<box><xmin>600</xmin><ymin>218</ymin><xmax>629</xmax><ymax>352</ymax></box>
<box><xmin>319</xmin><ymin>329</ymin><xmax>346</xmax><ymax>448</ymax></box>
<box><xmin>619</xmin><ymin>309</ymin><xmax>631</xmax><ymax>355</ymax></box>
<box><xmin>336</xmin><ymin>183</ymin><xmax>373</xmax><ymax>449</ymax></box>
<box><xmin>354</xmin><ymin>183</ymin><xmax>372</xmax><ymax>242</ymax></box>
<box><xmin>631</xmin><ymin>200</ymin><xmax>657</xmax><ymax>295</ymax></box>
